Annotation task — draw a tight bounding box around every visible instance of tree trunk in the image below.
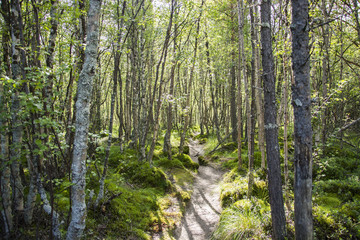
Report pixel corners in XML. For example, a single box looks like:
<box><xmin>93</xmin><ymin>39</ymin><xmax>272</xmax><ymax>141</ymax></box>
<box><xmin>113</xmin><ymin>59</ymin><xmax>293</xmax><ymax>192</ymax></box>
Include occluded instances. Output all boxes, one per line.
<box><xmin>253</xmin><ymin>4</ymin><xmax>266</xmax><ymax>169</ymax></box>
<box><xmin>163</xmin><ymin>10</ymin><xmax>178</xmax><ymax>159</ymax></box>
<box><xmin>290</xmin><ymin>0</ymin><xmax>313</xmax><ymax>238</ymax></box>
<box><xmin>205</xmin><ymin>34</ymin><xmax>221</xmax><ymax>143</ymax></box>
<box><xmin>66</xmin><ymin>0</ymin><xmax>102</xmax><ymax>239</ymax></box>
<box><xmin>95</xmin><ymin>0</ymin><xmax>126</xmax><ymax>206</ymax></box>
<box><xmin>260</xmin><ymin>0</ymin><xmax>287</xmax><ymax>238</ymax></box>
<box><xmin>0</xmin><ymin>1</ymin><xmax>13</xmax><ymax>236</ymax></box>
<box><xmin>248</xmin><ymin>1</ymin><xmax>257</xmax><ymax>198</ymax></box>
<box><xmin>236</xmin><ymin>0</ymin><xmax>245</xmax><ymax>168</ymax></box>
<box><xmin>10</xmin><ymin>0</ymin><xmax>25</xmax><ymax>222</ymax></box>
<box><xmin>179</xmin><ymin>0</ymin><xmax>205</xmax><ymax>154</ymax></box>
<box><xmin>230</xmin><ymin>44</ymin><xmax>238</xmax><ymax>142</ymax></box>
<box><xmin>148</xmin><ymin>0</ymin><xmax>175</xmax><ymax>163</ymax></box>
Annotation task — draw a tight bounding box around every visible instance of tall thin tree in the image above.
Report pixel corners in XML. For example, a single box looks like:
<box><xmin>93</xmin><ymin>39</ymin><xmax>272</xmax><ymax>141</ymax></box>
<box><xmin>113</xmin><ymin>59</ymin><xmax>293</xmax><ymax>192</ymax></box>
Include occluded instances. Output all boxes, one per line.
<box><xmin>67</xmin><ymin>0</ymin><xmax>102</xmax><ymax>239</ymax></box>
<box><xmin>290</xmin><ymin>0</ymin><xmax>313</xmax><ymax>238</ymax></box>
<box><xmin>260</xmin><ymin>0</ymin><xmax>287</xmax><ymax>238</ymax></box>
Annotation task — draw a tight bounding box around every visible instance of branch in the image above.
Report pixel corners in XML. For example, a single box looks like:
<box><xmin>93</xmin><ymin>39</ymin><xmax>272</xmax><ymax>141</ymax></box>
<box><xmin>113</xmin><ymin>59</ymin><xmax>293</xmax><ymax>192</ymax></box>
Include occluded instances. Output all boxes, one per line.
<box><xmin>335</xmin><ymin>117</ymin><xmax>360</xmax><ymax>134</ymax></box>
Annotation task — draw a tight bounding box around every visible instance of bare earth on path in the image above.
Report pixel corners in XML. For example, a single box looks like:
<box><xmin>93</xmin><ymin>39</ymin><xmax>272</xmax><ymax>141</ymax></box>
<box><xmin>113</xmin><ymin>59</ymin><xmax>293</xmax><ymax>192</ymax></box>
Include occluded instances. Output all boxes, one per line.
<box><xmin>175</xmin><ymin>139</ymin><xmax>224</xmax><ymax>240</ymax></box>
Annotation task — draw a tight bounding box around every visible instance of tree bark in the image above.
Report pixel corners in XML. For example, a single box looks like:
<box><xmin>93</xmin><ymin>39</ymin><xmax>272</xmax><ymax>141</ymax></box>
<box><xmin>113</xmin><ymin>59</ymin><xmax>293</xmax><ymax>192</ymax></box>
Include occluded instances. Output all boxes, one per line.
<box><xmin>236</xmin><ymin>0</ymin><xmax>245</xmax><ymax>168</ymax></box>
<box><xmin>163</xmin><ymin>8</ymin><xmax>178</xmax><ymax>159</ymax></box>
<box><xmin>66</xmin><ymin>0</ymin><xmax>102</xmax><ymax>239</ymax></box>
<box><xmin>260</xmin><ymin>0</ymin><xmax>287</xmax><ymax>238</ymax></box>
<box><xmin>205</xmin><ymin>34</ymin><xmax>221</xmax><ymax>143</ymax></box>
<box><xmin>0</xmin><ymin>0</ymin><xmax>13</xmax><ymax>236</ymax></box>
<box><xmin>9</xmin><ymin>0</ymin><xmax>25</xmax><ymax>221</ymax></box>
<box><xmin>248</xmin><ymin>1</ymin><xmax>257</xmax><ymax>198</ymax></box>
<box><xmin>290</xmin><ymin>0</ymin><xmax>314</xmax><ymax>238</ymax></box>
<box><xmin>96</xmin><ymin>0</ymin><xmax>126</xmax><ymax>205</ymax></box>
<box><xmin>179</xmin><ymin>0</ymin><xmax>205</xmax><ymax>154</ymax></box>
<box><xmin>148</xmin><ymin>0</ymin><xmax>175</xmax><ymax>163</ymax></box>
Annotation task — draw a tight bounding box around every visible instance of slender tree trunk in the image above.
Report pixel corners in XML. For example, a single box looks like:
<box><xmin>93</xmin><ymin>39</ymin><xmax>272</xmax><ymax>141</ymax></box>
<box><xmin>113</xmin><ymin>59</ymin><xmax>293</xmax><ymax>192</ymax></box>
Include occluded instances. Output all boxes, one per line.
<box><xmin>290</xmin><ymin>0</ymin><xmax>313</xmax><ymax>238</ymax></box>
<box><xmin>236</xmin><ymin>0</ymin><xmax>245</xmax><ymax>168</ymax></box>
<box><xmin>0</xmin><ymin>1</ymin><xmax>13</xmax><ymax>236</ymax></box>
<box><xmin>247</xmin><ymin>1</ymin><xmax>257</xmax><ymax>198</ymax></box>
<box><xmin>10</xmin><ymin>0</ymin><xmax>25</xmax><ymax>222</ymax></box>
<box><xmin>163</xmin><ymin>10</ymin><xmax>178</xmax><ymax>159</ymax></box>
<box><xmin>321</xmin><ymin>0</ymin><xmax>329</xmax><ymax>152</ymax></box>
<box><xmin>205</xmin><ymin>34</ymin><xmax>221</xmax><ymax>143</ymax></box>
<box><xmin>260</xmin><ymin>0</ymin><xmax>287</xmax><ymax>238</ymax></box>
<box><xmin>179</xmin><ymin>0</ymin><xmax>205</xmax><ymax>154</ymax></box>
<box><xmin>230</xmin><ymin>40</ymin><xmax>238</xmax><ymax>142</ymax></box>
<box><xmin>95</xmin><ymin>0</ymin><xmax>126</xmax><ymax>206</ymax></box>
<box><xmin>37</xmin><ymin>176</ymin><xmax>62</xmax><ymax>239</ymax></box>
<box><xmin>148</xmin><ymin>0</ymin><xmax>175</xmax><ymax>163</ymax></box>
<box><xmin>253</xmin><ymin>4</ymin><xmax>266</xmax><ymax>169</ymax></box>
<box><xmin>66</xmin><ymin>0</ymin><xmax>102</xmax><ymax>239</ymax></box>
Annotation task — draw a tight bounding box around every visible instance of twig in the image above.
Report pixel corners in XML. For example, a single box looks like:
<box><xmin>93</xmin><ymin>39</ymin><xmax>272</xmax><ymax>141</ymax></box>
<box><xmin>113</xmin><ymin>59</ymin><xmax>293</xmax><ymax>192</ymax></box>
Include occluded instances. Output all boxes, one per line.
<box><xmin>209</xmin><ymin>130</ymin><xmax>235</xmax><ymax>154</ymax></box>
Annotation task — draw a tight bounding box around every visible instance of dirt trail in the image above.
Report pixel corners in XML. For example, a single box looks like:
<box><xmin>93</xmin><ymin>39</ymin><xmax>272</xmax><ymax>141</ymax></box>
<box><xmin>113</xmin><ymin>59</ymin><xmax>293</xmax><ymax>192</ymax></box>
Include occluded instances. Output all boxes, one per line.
<box><xmin>175</xmin><ymin>139</ymin><xmax>224</xmax><ymax>240</ymax></box>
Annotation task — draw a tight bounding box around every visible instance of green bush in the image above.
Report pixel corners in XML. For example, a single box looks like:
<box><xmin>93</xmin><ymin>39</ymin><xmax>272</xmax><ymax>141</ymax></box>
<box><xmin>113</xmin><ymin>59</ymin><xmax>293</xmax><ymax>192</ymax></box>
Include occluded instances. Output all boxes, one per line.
<box><xmin>315</xmin><ymin>177</ymin><xmax>360</xmax><ymax>202</ymax></box>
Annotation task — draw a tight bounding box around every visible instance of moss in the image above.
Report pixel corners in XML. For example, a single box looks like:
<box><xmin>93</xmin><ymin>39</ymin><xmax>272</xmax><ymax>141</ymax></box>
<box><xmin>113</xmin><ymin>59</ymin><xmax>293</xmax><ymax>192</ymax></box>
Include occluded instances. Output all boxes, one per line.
<box><xmin>156</xmin><ymin>158</ymin><xmax>185</xmax><ymax>170</ymax></box>
<box><xmin>198</xmin><ymin>156</ymin><xmax>208</xmax><ymax>166</ymax></box>
<box><xmin>174</xmin><ymin>154</ymin><xmax>199</xmax><ymax>171</ymax></box>
<box><xmin>217</xmin><ymin>142</ymin><xmax>237</xmax><ymax>152</ymax></box>
<box><xmin>172</xmin><ymin>168</ymin><xmax>194</xmax><ymax>187</ymax></box>
<box><xmin>86</xmin><ymin>184</ymin><xmax>162</xmax><ymax>239</ymax></box>
<box><xmin>177</xmin><ymin>190</ymin><xmax>191</xmax><ymax>202</ymax></box>
<box><xmin>194</xmin><ymin>134</ymin><xmax>208</xmax><ymax>144</ymax></box>
<box><xmin>315</xmin><ymin>195</ymin><xmax>342</xmax><ymax>209</ymax></box>
<box><xmin>182</xmin><ymin>145</ymin><xmax>190</xmax><ymax>154</ymax></box>
<box><xmin>220</xmin><ymin>178</ymin><xmax>248</xmax><ymax>207</ymax></box>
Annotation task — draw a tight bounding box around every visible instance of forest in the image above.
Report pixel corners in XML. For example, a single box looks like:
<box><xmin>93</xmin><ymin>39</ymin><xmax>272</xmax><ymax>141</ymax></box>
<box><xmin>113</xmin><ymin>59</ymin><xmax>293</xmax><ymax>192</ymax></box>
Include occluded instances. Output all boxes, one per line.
<box><xmin>0</xmin><ymin>0</ymin><xmax>359</xmax><ymax>239</ymax></box>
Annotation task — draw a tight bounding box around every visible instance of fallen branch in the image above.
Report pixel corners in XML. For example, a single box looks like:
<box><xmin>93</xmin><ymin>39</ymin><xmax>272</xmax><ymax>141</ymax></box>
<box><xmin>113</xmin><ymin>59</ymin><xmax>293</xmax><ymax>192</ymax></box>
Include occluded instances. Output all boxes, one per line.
<box><xmin>209</xmin><ymin>130</ymin><xmax>235</xmax><ymax>155</ymax></box>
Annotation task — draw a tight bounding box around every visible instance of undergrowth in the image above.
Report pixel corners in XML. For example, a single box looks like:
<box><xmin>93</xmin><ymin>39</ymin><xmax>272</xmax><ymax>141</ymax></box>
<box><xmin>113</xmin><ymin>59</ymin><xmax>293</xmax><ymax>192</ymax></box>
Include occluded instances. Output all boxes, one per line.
<box><xmin>83</xmin><ymin>130</ymin><xmax>199</xmax><ymax>239</ymax></box>
<box><xmin>205</xmin><ymin>133</ymin><xmax>360</xmax><ymax>240</ymax></box>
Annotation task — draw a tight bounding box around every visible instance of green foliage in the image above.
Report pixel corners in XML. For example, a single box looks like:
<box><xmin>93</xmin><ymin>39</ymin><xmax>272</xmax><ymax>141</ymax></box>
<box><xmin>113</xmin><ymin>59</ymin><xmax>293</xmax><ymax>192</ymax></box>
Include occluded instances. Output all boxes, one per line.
<box><xmin>86</xmin><ymin>184</ymin><xmax>160</xmax><ymax>239</ymax></box>
<box><xmin>219</xmin><ymin>169</ymin><xmax>268</xmax><ymax>208</ymax></box>
<box><xmin>312</xmin><ymin>143</ymin><xmax>360</xmax><ymax>239</ymax></box>
<box><xmin>174</xmin><ymin>154</ymin><xmax>199</xmax><ymax>171</ymax></box>
<box><xmin>313</xmin><ymin>201</ymin><xmax>360</xmax><ymax>239</ymax></box>
<box><xmin>180</xmin><ymin>145</ymin><xmax>190</xmax><ymax>154</ymax></box>
<box><xmin>193</xmin><ymin>134</ymin><xmax>208</xmax><ymax>144</ymax></box>
<box><xmin>211</xmin><ymin>198</ymin><xmax>271</xmax><ymax>240</ymax></box>
<box><xmin>217</xmin><ymin>142</ymin><xmax>237</xmax><ymax>152</ymax></box>
<box><xmin>198</xmin><ymin>155</ymin><xmax>208</xmax><ymax>166</ymax></box>
<box><xmin>176</xmin><ymin>190</ymin><xmax>191</xmax><ymax>202</ymax></box>
<box><xmin>156</xmin><ymin>158</ymin><xmax>185</xmax><ymax>169</ymax></box>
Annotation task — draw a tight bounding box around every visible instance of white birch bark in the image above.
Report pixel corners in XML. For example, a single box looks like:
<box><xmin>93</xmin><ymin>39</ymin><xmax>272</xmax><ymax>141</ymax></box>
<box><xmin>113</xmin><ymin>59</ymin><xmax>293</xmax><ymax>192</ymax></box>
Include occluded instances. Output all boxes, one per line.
<box><xmin>66</xmin><ymin>0</ymin><xmax>102</xmax><ymax>239</ymax></box>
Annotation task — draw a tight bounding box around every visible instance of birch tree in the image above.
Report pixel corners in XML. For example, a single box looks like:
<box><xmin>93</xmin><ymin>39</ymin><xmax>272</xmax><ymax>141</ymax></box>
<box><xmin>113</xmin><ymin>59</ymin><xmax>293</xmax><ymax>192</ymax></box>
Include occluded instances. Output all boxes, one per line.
<box><xmin>67</xmin><ymin>0</ymin><xmax>102</xmax><ymax>238</ymax></box>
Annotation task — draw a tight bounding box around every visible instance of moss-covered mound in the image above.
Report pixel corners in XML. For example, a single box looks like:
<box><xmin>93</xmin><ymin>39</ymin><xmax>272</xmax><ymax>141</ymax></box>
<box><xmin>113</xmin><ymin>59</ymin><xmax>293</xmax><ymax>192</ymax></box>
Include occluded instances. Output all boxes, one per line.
<box><xmin>174</xmin><ymin>153</ymin><xmax>199</xmax><ymax>171</ymax></box>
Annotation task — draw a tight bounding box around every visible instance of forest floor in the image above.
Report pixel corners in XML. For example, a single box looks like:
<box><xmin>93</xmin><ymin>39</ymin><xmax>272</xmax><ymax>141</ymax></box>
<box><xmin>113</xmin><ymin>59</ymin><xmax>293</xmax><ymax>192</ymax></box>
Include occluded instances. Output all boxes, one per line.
<box><xmin>174</xmin><ymin>138</ymin><xmax>224</xmax><ymax>240</ymax></box>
